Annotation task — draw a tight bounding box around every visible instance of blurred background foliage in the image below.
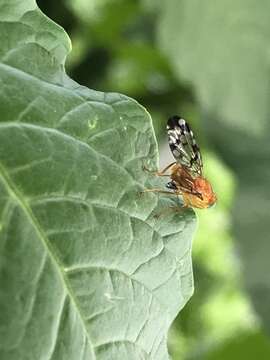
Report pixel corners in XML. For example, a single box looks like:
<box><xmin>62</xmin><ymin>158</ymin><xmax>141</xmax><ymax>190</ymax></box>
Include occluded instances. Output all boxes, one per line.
<box><xmin>37</xmin><ymin>0</ymin><xmax>270</xmax><ymax>358</ymax></box>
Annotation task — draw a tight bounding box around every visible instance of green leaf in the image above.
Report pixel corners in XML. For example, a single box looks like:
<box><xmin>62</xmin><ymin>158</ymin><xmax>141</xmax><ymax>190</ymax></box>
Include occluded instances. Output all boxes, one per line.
<box><xmin>0</xmin><ymin>1</ymin><xmax>196</xmax><ymax>358</ymax></box>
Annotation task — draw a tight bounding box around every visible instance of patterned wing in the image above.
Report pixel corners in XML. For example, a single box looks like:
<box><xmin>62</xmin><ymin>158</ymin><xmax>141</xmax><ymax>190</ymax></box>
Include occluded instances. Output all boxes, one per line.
<box><xmin>167</xmin><ymin>115</ymin><xmax>203</xmax><ymax>176</ymax></box>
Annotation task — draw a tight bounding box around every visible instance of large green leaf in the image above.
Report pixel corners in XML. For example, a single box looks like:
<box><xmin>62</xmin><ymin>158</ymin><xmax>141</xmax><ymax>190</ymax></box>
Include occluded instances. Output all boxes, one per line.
<box><xmin>0</xmin><ymin>1</ymin><xmax>196</xmax><ymax>359</ymax></box>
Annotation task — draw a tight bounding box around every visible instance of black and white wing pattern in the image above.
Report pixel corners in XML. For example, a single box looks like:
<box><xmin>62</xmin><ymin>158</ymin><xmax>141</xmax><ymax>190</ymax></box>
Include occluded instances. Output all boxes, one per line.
<box><xmin>167</xmin><ymin>115</ymin><xmax>203</xmax><ymax>176</ymax></box>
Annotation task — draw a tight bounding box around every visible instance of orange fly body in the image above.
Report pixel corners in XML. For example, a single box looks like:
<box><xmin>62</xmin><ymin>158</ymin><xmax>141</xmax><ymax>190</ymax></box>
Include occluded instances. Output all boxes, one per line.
<box><xmin>144</xmin><ymin>115</ymin><xmax>217</xmax><ymax>209</ymax></box>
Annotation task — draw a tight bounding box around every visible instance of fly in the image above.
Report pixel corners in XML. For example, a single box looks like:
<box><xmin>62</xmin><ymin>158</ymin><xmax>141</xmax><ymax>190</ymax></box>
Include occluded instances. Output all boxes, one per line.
<box><xmin>143</xmin><ymin>115</ymin><xmax>217</xmax><ymax>209</ymax></box>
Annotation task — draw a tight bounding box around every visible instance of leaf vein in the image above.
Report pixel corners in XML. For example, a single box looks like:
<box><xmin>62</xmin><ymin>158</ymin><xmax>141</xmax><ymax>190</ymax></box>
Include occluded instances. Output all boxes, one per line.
<box><xmin>0</xmin><ymin>162</ymin><xmax>97</xmax><ymax>359</ymax></box>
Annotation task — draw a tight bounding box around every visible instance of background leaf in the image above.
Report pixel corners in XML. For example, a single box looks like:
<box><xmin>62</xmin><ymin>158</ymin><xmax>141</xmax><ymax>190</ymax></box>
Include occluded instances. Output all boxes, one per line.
<box><xmin>0</xmin><ymin>0</ymin><xmax>196</xmax><ymax>359</ymax></box>
<box><xmin>158</xmin><ymin>0</ymin><xmax>270</xmax><ymax>135</ymax></box>
<box><xmin>158</xmin><ymin>0</ymin><xmax>270</xmax><ymax>337</ymax></box>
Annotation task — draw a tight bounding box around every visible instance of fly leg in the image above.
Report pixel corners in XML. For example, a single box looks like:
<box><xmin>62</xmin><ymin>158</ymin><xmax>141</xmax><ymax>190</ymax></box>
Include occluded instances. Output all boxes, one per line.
<box><xmin>142</xmin><ymin>162</ymin><xmax>176</xmax><ymax>177</ymax></box>
<box><xmin>140</xmin><ymin>188</ymin><xmax>180</xmax><ymax>196</ymax></box>
<box><xmin>138</xmin><ymin>188</ymin><xmax>180</xmax><ymax>200</ymax></box>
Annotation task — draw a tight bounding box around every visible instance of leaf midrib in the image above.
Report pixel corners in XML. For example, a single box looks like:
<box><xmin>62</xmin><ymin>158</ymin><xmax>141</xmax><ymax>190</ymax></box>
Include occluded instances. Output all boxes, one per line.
<box><xmin>0</xmin><ymin>161</ymin><xmax>97</xmax><ymax>359</ymax></box>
